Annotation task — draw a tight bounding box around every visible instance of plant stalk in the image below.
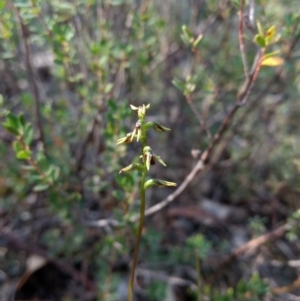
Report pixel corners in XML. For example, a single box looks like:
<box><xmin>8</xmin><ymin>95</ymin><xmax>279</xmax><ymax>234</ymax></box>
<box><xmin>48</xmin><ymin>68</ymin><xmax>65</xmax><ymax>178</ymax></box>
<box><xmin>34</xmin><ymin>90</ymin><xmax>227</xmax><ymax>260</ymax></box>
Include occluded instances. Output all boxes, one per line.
<box><xmin>128</xmin><ymin>125</ymin><xmax>147</xmax><ymax>301</ymax></box>
<box><xmin>195</xmin><ymin>250</ymin><xmax>202</xmax><ymax>301</ymax></box>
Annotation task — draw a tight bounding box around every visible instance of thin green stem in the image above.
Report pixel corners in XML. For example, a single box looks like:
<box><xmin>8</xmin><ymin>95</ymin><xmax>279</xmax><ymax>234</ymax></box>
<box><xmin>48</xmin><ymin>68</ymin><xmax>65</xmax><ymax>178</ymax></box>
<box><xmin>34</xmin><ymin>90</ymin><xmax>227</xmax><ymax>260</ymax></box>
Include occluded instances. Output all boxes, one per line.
<box><xmin>195</xmin><ymin>250</ymin><xmax>202</xmax><ymax>301</ymax></box>
<box><xmin>128</xmin><ymin>124</ymin><xmax>147</xmax><ymax>301</ymax></box>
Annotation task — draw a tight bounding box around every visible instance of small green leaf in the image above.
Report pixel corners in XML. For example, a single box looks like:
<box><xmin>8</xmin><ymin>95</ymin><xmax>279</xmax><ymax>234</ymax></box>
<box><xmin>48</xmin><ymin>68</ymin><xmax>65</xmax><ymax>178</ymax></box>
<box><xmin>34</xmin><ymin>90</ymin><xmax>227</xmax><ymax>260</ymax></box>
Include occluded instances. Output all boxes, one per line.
<box><xmin>52</xmin><ymin>166</ymin><xmax>60</xmax><ymax>181</ymax></box>
<box><xmin>172</xmin><ymin>77</ymin><xmax>185</xmax><ymax>92</ymax></box>
<box><xmin>182</xmin><ymin>25</ymin><xmax>193</xmax><ymax>41</ymax></box>
<box><xmin>16</xmin><ymin>150</ymin><xmax>31</xmax><ymax>160</ymax></box>
<box><xmin>23</xmin><ymin>124</ymin><xmax>34</xmax><ymax>145</ymax></box>
<box><xmin>253</xmin><ymin>34</ymin><xmax>266</xmax><ymax>48</ymax></box>
<box><xmin>45</xmin><ymin>165</ymin><xmax>55</xmax><ymax>177</ymax></box>
<box><xmin>3</xmin><ymin>125</ymin><xmax>20</xmax><ymax>135</ymax></box>
<box><xmin>119</xmin><ymin>163</ymin><xmax>144</xmax><ymax>174</ymax></box>
<box><xmin>3</xmin><ymin>112</ymin><xmax>21</xmax><ymax>135</ymax></box>
<box><xmin>64</xmin><ymin>26</ymin><xmax>74</xmax><ymax>41</ymax></box>
<box><xmin>263</xmin><ymin>50</ymin><xmax>280</xmax><ymax>59</ymax></box>
<box><xmin>45</xmin><ymin>165</ymin><xmax>60</xmax><ymax>182</ymax></box>
<box><xmin>13</xmin><ymin>141</ymin><xmax>22</xmax><ymax>153</ymax></box>
<box><xmin>33</xmin><ymin>184</ymin><xmax>50</xmax><ymax>192</ymax></box>
<box><xmin>180</xmin><ymin>34</ymin><xmax>191</xmax><ymax>46</ymax></box>
<box><xmin>19</xmin><ymin>114</ymin><xmax>25</xmax><ymax>127</ymax></box>
<box><xmin>192</xmin><ymin>34</ymin><xmax>203</xmax><ymax>48</ymax></box>
<box><xmin>181</xmin><ymin>25</ymin><xmax>194</xmax><ymax>46</ymax></box>
<box><xmin>0</xmin><ymin>1</ymin><xmax>6</xmax><ymax>10</ymax></box>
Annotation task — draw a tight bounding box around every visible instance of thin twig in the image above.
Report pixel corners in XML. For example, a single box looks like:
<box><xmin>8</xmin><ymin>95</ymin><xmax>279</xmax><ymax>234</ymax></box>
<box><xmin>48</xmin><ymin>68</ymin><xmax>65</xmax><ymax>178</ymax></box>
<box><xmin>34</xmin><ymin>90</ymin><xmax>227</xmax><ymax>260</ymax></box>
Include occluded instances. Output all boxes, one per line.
<box><xmin>186</xmin><ymin>94</ymin><xmax>212</xmax><ymax>139</ymax></box>
<box><xmin>75</xmin><ymin>116</ymin><xmax>99</xmax><ymax>173</ymax></box>
<box><xmin>145</xmin><ymin>46</ymin><xmax>179</xmax><ymax>76</ymax></box>
<box><xmin>188</xmin><ymin>37</ymin><xmax>220</xmax><ymax>139</ymax></box>
<box><xmin>195</xmin><ymin>251</ymin><xmax>202</xmax><ymax>301</ymax></box>
<box><xmin>238</xmin><ymin>0</ymin><xmax>249</xmax><ymax>78</ymax></box>
<box><xmin>9</xmin><ymin>2</ymin><xmax>47</xmax><ymax>153</ymax></box>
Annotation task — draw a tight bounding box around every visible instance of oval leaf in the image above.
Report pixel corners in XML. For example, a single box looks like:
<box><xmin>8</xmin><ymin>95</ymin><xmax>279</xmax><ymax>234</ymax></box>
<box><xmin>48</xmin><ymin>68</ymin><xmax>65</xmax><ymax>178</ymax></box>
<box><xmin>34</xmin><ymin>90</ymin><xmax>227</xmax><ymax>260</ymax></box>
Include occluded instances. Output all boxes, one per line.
<box><xmin>3</xmin><ymin>125</ymin><xmax>19</xmax><ymax>135</ymax></box>
<box><xmin>254</xmin><ymin>34</ymin><xmax>266</xmax><ymax>48</ymax></box>
<box><xmin>263</xmin><ymin>50</ymin><xmax>280</xmax><ymax>59</ymax></box>
<box><xmin>266</xmin><ymin>25</ymin><xmax>276</xmax><ymax>43</ymax></box>
<box><xmin>261</xmin><ymin>56</ymin><xmax>284</xmax><ymax>67</ymax></box>
<box><xmin>172</xmin><ymin>77</ymin><xmax>185</xmax><ymax>92</ymax></box>
<box><xmin>17</xmin><ymin>150</ymin><xmax>31</xmax><ymax>160</ymax></box>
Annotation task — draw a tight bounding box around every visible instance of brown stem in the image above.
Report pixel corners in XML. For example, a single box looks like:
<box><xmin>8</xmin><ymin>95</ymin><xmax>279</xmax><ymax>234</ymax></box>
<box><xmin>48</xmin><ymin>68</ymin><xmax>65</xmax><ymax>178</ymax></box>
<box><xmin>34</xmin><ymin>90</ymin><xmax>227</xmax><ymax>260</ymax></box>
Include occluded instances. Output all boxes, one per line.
<box><xmin>9</xmin><ymin>2</ymin><xmax>47</xmax><ymax>153</ymax></box>
<box><xmin>238</xmin><ymin>0</ymin><xmax>249</xmax><ymax>78</ymax></box>
<box><xmin>186</xmin><ymin>94</ymin><xmax>211</xmax><ymax>139</ymax></box>
<box><xmin>128</xmin><ymin>120</ymin><xmax>148</xmax><ymax>301</ymax></box>
<box><xmin>128</xmin><ymin>170</ymin><xmax>146</xmax><ymax>301</ymax></box>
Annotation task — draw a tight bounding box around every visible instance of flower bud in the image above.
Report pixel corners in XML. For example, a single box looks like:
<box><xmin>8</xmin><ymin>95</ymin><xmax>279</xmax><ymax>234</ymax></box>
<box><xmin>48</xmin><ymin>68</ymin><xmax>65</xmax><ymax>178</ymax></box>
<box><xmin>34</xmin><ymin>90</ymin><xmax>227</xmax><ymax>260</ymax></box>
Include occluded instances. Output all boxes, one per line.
<box><xmin>143</xmin><ymin>146</ymin><xmax>153</xmax><ymax>170</ymax></box>
<box><xmin>142</xmin><ymin>146</ymin><xmax>166</xmax><ymax>170</ymax></box>
<box><xmin>152</xmin><ymin>122</ymin><xmax>171</xmax><ymax>132</ymax></box>
<box><xmin>144</xmin><ymin>121</ymin><xmax>171</xmax><ymax>132</ymax></box>
<box><xmin>117</xmin><ymin>133</ymin><xmax>133</xmax><ymax>145</ymax></box>
<box><xmin>130</xmin><ymin>120</ymin><xmax>142</xmax><ymax>142</ymax></box>
<box><xmin>144</xmin><ymin>178</ymin><xmax>177</xmax><ymax>189</ymax></box>
<box><xmin>119</xmin><ymin>163</ymin><xmax>144</xmax><ymax>174</ymax></box>
<box><xmin>130</xmin><ymin>104</ymin><xmax>150</xmax><ymax>119</ymax></box>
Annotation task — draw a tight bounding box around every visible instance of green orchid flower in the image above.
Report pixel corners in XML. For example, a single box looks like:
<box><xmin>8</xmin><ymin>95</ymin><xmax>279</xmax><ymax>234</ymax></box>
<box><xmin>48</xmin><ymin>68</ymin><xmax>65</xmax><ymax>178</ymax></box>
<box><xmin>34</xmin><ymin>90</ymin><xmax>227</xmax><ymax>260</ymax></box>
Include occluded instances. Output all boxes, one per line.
<box><xmin>144</xmin><ymin>178</ymin><xmax>177</xmax><ymax>189</ymax></box>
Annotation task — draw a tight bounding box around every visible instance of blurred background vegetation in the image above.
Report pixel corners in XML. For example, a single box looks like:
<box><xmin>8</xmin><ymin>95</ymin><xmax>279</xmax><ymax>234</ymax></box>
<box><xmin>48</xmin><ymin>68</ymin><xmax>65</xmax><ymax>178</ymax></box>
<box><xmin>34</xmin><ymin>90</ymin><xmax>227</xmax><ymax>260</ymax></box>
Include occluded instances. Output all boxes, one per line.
<box><xmin>1</xmin><ymin>0</ymin><xmax>300</xmax><ymax>300</ymax></box>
